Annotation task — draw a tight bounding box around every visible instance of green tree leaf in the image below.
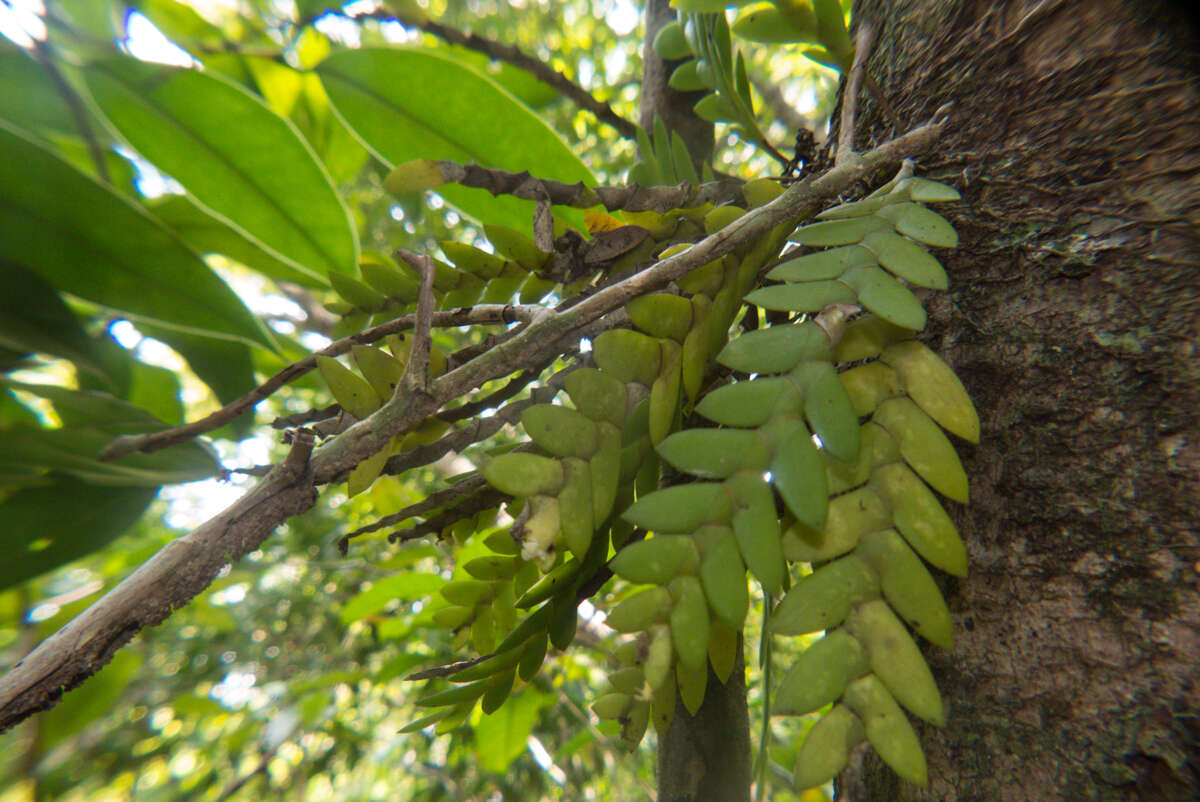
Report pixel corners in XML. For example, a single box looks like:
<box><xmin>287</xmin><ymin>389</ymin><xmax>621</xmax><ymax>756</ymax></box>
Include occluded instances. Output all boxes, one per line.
<box><xmin>83</xmin><ymin>56</ymin><xmax>358</xmax><ymax>281</ymax></box>
<box><xmin>0</xmin><ymin>477</ymin><xmax>157</xmax><ymax>592</ymax></box>
<box><xmin>0</xmin><ymin>259</ymin><xmax>114</xmax><ymax>388</ymax></box>
<box><xmin>316</xmin><ymin>48</ymin><xmax>594</xmax><ymax>233</ymax></box>
<box><xmin>473</xmin><ymin>689</ymin><xmax>548</xmax><ymax>774</ymax></box>
<box><xmin>0</xmin><ymin>121</ymin><xmax>272</xmax><ymax>349</ymax></box>
<box><xmin>0</xmin><ymin>425</ymin><xmax>219</xmax><ymax>487</ymax></box>
<box><xmin>149</xmin><ymin>194</ymin><xmax>321</xmax><ymax>287</ymax></box>
<box><xmin>0</xmin><ymin>44</ymin><xmax>75</xmax><ymax>136</ymax></box>
<box><xmin>340</xmin><ymin>573</ymin><xmax>446</xmax><ymax>624</ymax></box>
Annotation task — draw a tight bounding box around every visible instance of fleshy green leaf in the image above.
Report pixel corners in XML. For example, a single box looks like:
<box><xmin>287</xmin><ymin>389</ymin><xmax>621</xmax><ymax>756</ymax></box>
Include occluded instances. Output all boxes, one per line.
<box><xmin>842</xmin><ymin>266</ymin><xmax>927</xmax><ymax>331</ymax></box>
<box><xmin>718</xmin><ymin>321</ymin><xmax>831</xmax><ymax>375</ymax></box>
<box><xmin>744</xmin><ymin>280</ymin><xmax>858</xmax><ymax>313</ymax></box>
<box><xmin>657</xmin><ymin>428</ymin><xmax>771</xmax><ymax>479</ymax></box>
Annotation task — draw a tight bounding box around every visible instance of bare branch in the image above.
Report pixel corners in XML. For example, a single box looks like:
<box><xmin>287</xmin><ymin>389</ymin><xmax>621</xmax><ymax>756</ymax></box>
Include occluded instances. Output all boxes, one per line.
<box><xmin>396</xmin><ymin>158</ymin><xmax>747</xmax><ymax>213</ymax></box>
<box><xmin>34</xmin><ymin>41</ymin><xmax>110</xmax><ymax>183</ymax></box>
<box><xmin>395</xmin><ymin>250</ymin><xmax>437</xmax><ymax>394</ymax></box>
<box><xmin>100</xmin><ymin>304</ymin><xmax>541</xmax><ymax>460</ymax></box>
<box><xmin>387</xmin><ymin>488</ymin><xmax>509</xmax><ymax>546</ymax></box>
<box><xmin>338</xmin><ymin>474</ymin><xmax>489</xmax><ymax>550</ymax></box>
<box><xmin>0</xmin><ymin>117</ymin><xmax>946</xmax><ymax>732</ymax></box>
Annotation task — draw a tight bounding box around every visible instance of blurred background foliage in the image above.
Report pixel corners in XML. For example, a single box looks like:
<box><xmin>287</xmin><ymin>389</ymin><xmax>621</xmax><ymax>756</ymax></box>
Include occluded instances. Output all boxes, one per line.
<box><xmin>0</xmin><ymin>0</ymin><xmax>838</xmax><ymax>798</ymax></box>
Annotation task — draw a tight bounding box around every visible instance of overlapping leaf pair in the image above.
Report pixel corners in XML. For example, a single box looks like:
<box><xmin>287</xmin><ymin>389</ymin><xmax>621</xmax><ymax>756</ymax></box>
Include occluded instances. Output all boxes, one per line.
<box><xmin>315</xmin><ymin>336</ymin><xmax>448</xmax><ymax>495</ymax></box>
<box><xmin>326</xmin><ymin>222</ymin><xmax>558</xmax><ymax>327</ymax></box>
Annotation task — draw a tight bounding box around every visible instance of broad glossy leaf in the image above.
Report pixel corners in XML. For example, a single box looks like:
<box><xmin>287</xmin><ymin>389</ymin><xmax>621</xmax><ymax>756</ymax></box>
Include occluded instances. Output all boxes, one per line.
<box><xmin>340</xmin><ymin>573</ymin><xmax>446</xmax><ymax>624</ymax></box>
<box><xmin>0</xmin><ymin>121</ymin><xmax>271</xmax><ymax>349</ymax></box>
<box><xmin>318</xmin><ymin>48</ymin><xmax>593</xmax><ymax>233</ymax></box>
<box><xmin>3</xmin><ymin>380</ymin><xmax>165</xmax><ymax>434</ymax></box>
<box><xmin>0</xmin><ymin>425</ymin><xmax>219</xmax><ymax>487</ymax></box>
<box><xmin>85</xmin><ymin>56</ymin><xmax>357</xmax><ymax>281</ymax></box>
<box><xmin>0</xmin><ymin>477</ymin><xmax>156</xmax><ymax>592</ymax></box>
<box><xmin>149</xmin><ymin>195</ymin><xmax>318</xmax><ymax>287</ymax></box>
<box><xmin>134</xmin><ymin>321</ymin><xmax>258</xmax><ymax>429</ymax></box>
<box><xmin>0</xmin><ymin>259</ymin><xmax>112</xmax><ymax>386</ymax></box>
<box><xmin>0</xmin><ymin>45</ymin><xmax>74</xmax><ymax>136</ymax></box>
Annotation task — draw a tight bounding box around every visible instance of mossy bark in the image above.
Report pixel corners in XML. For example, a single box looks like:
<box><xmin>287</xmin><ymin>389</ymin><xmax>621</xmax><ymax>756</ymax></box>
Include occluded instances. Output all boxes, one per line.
<box><xmin>839</xmin><ymin>1</ymin><xmax>1200</xmax><ymax>799</ymax></box>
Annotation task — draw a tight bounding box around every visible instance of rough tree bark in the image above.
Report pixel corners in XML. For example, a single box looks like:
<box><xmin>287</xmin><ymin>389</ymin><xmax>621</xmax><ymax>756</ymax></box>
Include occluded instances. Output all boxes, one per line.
<box><xmin>840</xmin><ymin>1</ymin><xmax>1200</xmax><ymax>799</ymax></box>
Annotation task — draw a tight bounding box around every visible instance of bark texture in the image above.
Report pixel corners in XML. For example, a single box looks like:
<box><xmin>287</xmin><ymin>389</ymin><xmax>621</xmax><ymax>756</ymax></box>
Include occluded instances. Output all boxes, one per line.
<box><xmin>841</xmin><ymin>1</ymin><xmax>1200</xmax><ymax>799</ymax></box>
<box><xmin>639</xmin><ymin>0</ymin><xmax>715</xmax><ymax>169</ymax></box>
<box><xmin>657</xmin><ymin>646</ymin><xmax>751</xmax><ymax>802</ymax></box>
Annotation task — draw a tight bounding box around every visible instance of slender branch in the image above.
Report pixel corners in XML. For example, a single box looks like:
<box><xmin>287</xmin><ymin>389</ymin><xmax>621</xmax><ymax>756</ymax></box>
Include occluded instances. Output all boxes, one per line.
<box><xmin>393</xmin><ymin>158</ymin><xmax>746</xmax><ymax>213</ymax></box>
<box><xmin>387</xmin><ymin>12</ymin><xmax>639</xmax><ymax>140</ymax></box>
<box><xmin>435</xmin><ymin>366</ymin><xmax>543</xmax><ymax>426</ymax></box>
<box><xmin>837</xmin><ymin>19</ymin><xmax>877</xmax><ymax>167</ymax></box>
<box><xmin>337</xmin><ymin>359</ymin><xmax>584</xmax><ymax>552</ymax></box>
<box><xmin>338</xmin><ymin>474</ymin><xmax>489</xmax><ymax>551</ymax></box>
<box><xmin>99</xmin><ymin>304</ymin><xmax>541</xmax><ymax>460</ymax></box>
<box><xmin>396</xmin><ymin>250</ymin><xmax>436</xmax><ymax>394</ymax></box>
<box><xmin>33</xmin><ymin>41</ymin><xmax>110</xmax><ymax>183</ymax></box>
<box><xmin>0</xmin><ymin>116</ymin><xmax>946</xmax><ymax>732</ymax></box>
<box><xmin>272</xmin><ymin>403</ymin><xmax>340</xmax><ymax>429</ymax></box>
<box><xmin>377</xmin><ymin>376</ymin><xmax>562</xmax><ymax>481</ymax></box>
<box><xmin>387</xmin><ymin>488</ymin><xmax>508</xmax><ymax>545</ymax></box>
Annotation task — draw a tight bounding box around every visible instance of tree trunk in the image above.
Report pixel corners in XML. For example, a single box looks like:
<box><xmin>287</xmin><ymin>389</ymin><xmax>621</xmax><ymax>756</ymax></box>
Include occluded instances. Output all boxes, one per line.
<box><xmin>640</xmin><ymin>0</ymin><xmax>715</xmax><ymax>168</ymax></box>
<box><xmin>657</xmin><ymin>643</ymin><xmax>752</xmax><ymax>802</ymax></box>
<box><xmin>642</xmin><ymin>3</ymin><xmax>751</xmax><ymax>800</ymax></box>
<box><xmin>840</xmin><ymin>1</ymin><xmax>1200</xmax><ymax>799</ymax></box>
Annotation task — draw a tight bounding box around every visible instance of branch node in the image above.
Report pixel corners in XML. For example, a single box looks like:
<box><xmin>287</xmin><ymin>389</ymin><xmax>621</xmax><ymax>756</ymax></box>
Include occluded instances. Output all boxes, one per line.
<box><xmin>395</xmin><ymin>250</ymin><xmax>436</xmax><ymax>394</ymax></box>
